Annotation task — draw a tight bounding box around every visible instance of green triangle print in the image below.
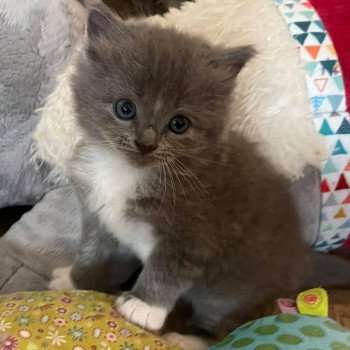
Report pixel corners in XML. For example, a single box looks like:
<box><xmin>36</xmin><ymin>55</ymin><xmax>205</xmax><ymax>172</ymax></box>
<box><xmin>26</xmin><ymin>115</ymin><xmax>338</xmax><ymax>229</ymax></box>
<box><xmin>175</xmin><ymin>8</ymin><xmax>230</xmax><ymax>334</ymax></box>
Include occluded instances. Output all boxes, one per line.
<box><xmin>321</xmin><ymin>223</ymin><xmax>333</xmax><ymax>232</ymax></box>
<box><xmin>333</xmin><ymin>76</ymin><xmax>344</xmax><ymax>91</ymax></box>
<box><xmin>319</xmin><ymin>119</ymin><xmax>333</xmax><ymax>135</ymax></box>
<box><xmin>305</xmin><ymin>61</ymin><xmax>318</xmax><ymax>74</ymax></box>
<box><xmin>323</xmin><ymin>159</ymin><xmax>338</xmax><ymax>174</ymax></box>
<box><xmin>332</xmin><ymin>139</ymin><xmax>347</xmax><ymax>155</ymax></box>
<box><xmin>328</xmin><ymin>95</ymin><xmax>343</xmax><ymax>111</ymax></box>
<box><xmin>300</xmin><ymin>11</ymin><xmax>314</xmax><ymax>19</ymax></box>
<box><xmin>294</xmin><ymin>33</ymin><xmax>308</xmax><ymax>45</ymax></box>
<box><xmin>285</xmin><ymin>12</ymin><xmax>294</xmax><ymax>18</ymax></box>
<box><xmin>294</xmin><ymin>21</ymin><xmax>311</xmax><ymax>32</ymax></box>
<box><xmin>320</xmin><ymin>60</ymin><xmax>337</xmax><ymax>75</ymax></box>
<box><xmin>336</xmin><ymin>118</ymin><xmax>350</xmax><ymax>134</ymax></box>
<box><xmin>311</xmin><ymin>32</ymin><xmax>326</xmax><ymax>44</ymax></box>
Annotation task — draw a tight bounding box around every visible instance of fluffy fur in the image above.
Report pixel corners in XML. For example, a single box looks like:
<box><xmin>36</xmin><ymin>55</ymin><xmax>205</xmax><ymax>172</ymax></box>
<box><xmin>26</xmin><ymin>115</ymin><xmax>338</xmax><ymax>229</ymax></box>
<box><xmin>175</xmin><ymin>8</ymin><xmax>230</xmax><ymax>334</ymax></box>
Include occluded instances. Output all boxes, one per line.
<box><xmin>33</xmin><ymin>0</ymin><xmax>325</xmax><ymax>181</ymax></box>
<box><xmin>49</xmin><ymin>5</ymin><xmax>309</xmax><ymax>348</ymax></box>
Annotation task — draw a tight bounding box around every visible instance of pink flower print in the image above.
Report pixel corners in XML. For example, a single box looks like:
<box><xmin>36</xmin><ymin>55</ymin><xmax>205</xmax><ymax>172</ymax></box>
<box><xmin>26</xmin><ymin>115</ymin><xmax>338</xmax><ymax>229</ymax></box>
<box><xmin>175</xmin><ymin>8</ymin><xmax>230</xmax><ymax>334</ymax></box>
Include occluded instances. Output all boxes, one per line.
<box><xmin>109</xmin><ymin>311</ymin><xmax>119</xmax><ymax>318</ymax></box>
<box><xmin>61</xmin><ymin>297</ymin><xmax>73</xmax><ymax>304</ymax></box>
<box><xmin>56</xmin><ymin>308</ymin><xmax>67</xmax><ymax>314</ymax></box>
<box><xmin>91</xmin><ymin>346</ymin><xmax>97</xmax><ymax>350</ymax></box>
<box><xmin>18</xmin><ymin>305</ymin><xmax>30</xmax><ymax>312</ymax></box>
<box><xmin>105</xmin><ymin>333</ymin><xmax>117</xmax><ymax>342</ymax></box>
<box><xmin>12</xmin><ymin>296</ymin><xmax>22</xmax><ymax>301</ymax></box>
<box><xmin>18</xmin><ymin>330</ymin><xmax>31</xmax><ymax>339</ymax></box>
<box><xmin>1</xmin><ymin>311</ymin><xmax>12</xmax><ymax>317</ymax></box>
<box><xmin>53</xmin><ymin>318</ymin><xmax>66</xmax><ymax>327</ymax></box>
<box><xmin>0</xmin><ymin>336</ymin><xmax>18</xmax><ymax>350</ymax></box>
<box><xmin>5</xmin><ymin>304</ymin><xmax>15</xmax><ymax>308</ymax></box>
<box><xmin>107</xmin><ymin>321</ymin><xmax>116</xmax><ymax>328</ymax></box>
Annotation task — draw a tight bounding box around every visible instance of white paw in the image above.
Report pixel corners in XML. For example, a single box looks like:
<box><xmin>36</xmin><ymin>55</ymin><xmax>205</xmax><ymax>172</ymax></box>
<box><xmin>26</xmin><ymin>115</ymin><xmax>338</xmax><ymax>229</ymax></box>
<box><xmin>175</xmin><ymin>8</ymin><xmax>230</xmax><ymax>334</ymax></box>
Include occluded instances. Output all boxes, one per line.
<box><xmin>49</xmin><ymin>266</ymin><xmax>75</xmax><ymax>291</ymax></box>
<box><xmin>165</xmin><ymin>333</ymin><xmax>209</xmax><ymax>350</ymax></box>
<box><xmin>116</xmin><ymin>295</ymin><xmax>167</xmax><ymax>331</ymax></box>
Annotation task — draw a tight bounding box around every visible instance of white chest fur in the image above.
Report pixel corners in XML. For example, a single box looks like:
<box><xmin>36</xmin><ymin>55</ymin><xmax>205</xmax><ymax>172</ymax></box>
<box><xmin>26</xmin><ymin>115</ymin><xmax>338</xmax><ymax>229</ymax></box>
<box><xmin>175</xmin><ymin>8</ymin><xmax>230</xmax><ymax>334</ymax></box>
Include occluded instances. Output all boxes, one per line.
<box><xmin>73</xmin><ymin>145</ymin><xmax>156</xmax><ymax>262</ymax></box>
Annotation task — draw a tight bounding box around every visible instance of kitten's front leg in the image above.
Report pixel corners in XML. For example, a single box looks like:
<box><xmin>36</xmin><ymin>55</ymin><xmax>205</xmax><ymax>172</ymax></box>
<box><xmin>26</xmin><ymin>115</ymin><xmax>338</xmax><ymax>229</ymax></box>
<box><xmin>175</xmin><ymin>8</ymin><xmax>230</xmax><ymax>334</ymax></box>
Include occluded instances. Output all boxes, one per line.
<box><xmin>116</xmin><ymin>243</ymin><xmax>201</xmax><ymax>331</ymax></box>
<box><xmin>50</xmin><ymin>210</ymin><xmax>118</xmax><ymax>292</ymax></box>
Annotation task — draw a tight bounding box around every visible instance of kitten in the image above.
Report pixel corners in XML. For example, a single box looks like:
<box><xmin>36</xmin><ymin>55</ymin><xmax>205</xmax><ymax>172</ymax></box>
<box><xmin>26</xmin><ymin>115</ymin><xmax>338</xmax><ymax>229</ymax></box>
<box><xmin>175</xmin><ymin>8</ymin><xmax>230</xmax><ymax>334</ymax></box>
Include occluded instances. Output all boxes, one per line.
<box><xmin>50</xmin><ymin>4</ymin><xmax>308</xmax><ymax>349</ymax></box>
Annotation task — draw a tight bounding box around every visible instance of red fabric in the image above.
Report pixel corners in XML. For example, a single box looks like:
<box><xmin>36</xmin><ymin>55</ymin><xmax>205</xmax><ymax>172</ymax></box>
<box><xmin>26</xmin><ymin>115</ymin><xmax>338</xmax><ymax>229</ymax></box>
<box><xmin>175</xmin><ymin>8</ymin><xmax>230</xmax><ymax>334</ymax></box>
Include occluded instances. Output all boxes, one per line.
<box><xmin>310</xmin><ymin>0</ymin><xmax>350</xmax><ymax>112</ymax></box>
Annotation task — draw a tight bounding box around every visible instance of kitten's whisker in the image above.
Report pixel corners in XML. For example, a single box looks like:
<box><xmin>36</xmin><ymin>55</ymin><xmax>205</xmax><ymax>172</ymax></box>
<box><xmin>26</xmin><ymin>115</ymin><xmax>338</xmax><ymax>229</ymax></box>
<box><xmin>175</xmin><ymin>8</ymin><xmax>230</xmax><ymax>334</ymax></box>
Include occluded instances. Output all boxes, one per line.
<box><xmin>158</xmin><ymin>163</ymin><xmax>167</xmax><ymax>214</ymax></box>
<box><xmin>172</xmin><ymin>157</ymin><xmax>210</xmax><ymax>198</ymax></box>
<box><xmin>168</xmin><ymin>161</ymin><xmax>187</xmax><ymax>204</ymax></box>
<box><xmin>165</xmin><ymin>162</ymin><xmax>176</xmax><ymax>208</ymax></box>
<box><xmin>171</xmin><ymin>160</ymin><xmax>204</xmax><ymax>199</ymax></box>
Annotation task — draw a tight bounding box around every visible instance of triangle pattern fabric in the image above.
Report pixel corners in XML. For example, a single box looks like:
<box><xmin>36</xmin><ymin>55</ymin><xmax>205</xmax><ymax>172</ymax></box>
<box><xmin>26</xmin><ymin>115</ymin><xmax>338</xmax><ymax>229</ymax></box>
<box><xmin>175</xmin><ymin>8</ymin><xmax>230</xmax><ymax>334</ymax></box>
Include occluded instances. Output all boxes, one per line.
<box><xmin>332</xmin><ymin>140</ymin><xmax>347</xmax><ymax>155</ymax></box>
<box><xmin>335</xmin><ymin>173</ymin><xmax>349</xmax><ymax>191</ymax></box>
<box><xmin>319</xmin><ymin>119</ymin><xmax>333</xmax><ymax>135</ymax></box>
<box><xmin>273</xmin><ymin>0</ymin><xmax>349</xmax><ymax>252</ymax></box>
<box><xmin>336</xmin><ymin>118</ymin><xmax>350</xmax><ymax>134</ymax></box>
<box><xmin>323</xmin><ymin>159</ymin><xmax>337</xmax><ymax>174</ymax></box>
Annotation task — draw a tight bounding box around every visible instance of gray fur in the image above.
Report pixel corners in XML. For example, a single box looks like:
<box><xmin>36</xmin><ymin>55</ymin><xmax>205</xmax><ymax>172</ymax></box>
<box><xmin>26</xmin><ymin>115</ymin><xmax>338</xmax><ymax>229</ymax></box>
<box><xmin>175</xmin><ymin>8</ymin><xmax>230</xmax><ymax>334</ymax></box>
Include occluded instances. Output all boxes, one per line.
<box><xmin>69</xmin><ymin>4</ymin><xmax>309</xmax><ymax>340</ymax></box>
<box><xmin>0</xmin><ymin>0</ymin><xmax>85</xmax><ymax>207</ymax></box>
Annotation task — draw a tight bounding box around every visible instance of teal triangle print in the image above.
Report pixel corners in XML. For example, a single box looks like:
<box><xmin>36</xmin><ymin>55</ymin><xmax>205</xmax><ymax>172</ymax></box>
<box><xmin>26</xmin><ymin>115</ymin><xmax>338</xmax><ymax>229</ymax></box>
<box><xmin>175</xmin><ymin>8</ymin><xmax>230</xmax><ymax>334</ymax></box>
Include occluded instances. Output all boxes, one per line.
<box><xmin>323</xmin><ymin>159</ymin><xmax>338</xmax><ymax>174</ymax></box>
<box><xmin>314</xmin><ymin>20</ymin><xmax>325</xmax><ymax>30</ymax></box>
<box><xmin>332</xmin><ymin>139</ymin><xmax>347</xmax><ymax>155</ymax></box>
<box><xmin>319</xmin><ymin>119</ymin><xmax>333</xmax><ymax>135</ymax></box>
<box><xmin>305</xmin><ymin>61</ymin><xmax>318</xmax><ymax>74</ymax></box>
<box><xmin>311</xmin><ymin>32</ymin><xmax>326</xmax><ymax>44</ymax></box>
<box><xmin>300</xmin><ymin>11</ymin><xmax>314</xmax><ymax>19</ymax></box>
<box><xmin>320</xmin><ymin>60</ymin><xmax>337</xmax><ymax>75</ymax></box>
<box><xmin>285</xmin><ymin>12</ymin><xmax>294</xmax><ymax>18</ymax></box>
<box><xmin>294</xmin><ymin>21</ymin><xmax>311</xmax><ymax>32</ymax></box>
<box><xmin>338</xmin><ymin>219</ymin><xmax>350</xmax><ymax>229</ymax></box>
<box><xmin>333</xmin><ymin>76</ymin><xmax>344</xmax><ymax>91</ymax></box>
<box><xmin>328</xmin><ymin>95</ymin><xmax>343</xmax><ymax>111</ymax></box>
<box><xmin>294</xmin><ymin>33</ymin><xmax>308</xmax><ymax>45</ymax></box>
<box><xmin>314</xmin><ymin>241</ymin><xmax>328</xmax><ymax>250</ymax></box>
<box><xmin>336</xmin><ymin>118</ymin><xmax>350</xmax><ymax>134</ymax></box>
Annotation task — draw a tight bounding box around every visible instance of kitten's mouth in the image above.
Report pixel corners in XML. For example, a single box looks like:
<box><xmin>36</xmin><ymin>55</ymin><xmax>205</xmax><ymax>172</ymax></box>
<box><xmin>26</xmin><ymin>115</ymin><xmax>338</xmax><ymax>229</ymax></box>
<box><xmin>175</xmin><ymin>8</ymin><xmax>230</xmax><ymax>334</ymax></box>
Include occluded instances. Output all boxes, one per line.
<box><xmin>122</xmin><ymin>149</ymin><xmax>160</xmax><ymax>168</ymax></box>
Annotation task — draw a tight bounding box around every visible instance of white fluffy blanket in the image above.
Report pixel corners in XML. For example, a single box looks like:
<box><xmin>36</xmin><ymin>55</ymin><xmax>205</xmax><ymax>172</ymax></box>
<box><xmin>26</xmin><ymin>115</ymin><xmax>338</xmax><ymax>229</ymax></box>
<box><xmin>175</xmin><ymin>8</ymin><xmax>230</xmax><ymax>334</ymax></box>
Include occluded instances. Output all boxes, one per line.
<box><xmin>34</xmin><ymin>0</ymin><xmax>325</xmax><ymax>180</ymax></box>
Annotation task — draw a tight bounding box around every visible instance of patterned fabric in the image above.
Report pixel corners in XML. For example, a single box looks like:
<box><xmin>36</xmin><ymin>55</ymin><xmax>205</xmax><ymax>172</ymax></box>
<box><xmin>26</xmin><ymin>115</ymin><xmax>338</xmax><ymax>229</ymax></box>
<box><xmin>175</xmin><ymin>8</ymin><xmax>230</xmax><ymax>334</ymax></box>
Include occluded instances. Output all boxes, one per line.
<box><xmin>0</xmin><ymin>291</ymin><xmax>180</xmax><ymax>350</ymax></box>
<box><xmin>273</xmin><ymin>0</ymin><xmax>350</xmax><ymax>250</ymax></box>
<box><xmin>210</xmin><ymin>314</ymin><xmax>350</xmax><ymax>350</ymax></box>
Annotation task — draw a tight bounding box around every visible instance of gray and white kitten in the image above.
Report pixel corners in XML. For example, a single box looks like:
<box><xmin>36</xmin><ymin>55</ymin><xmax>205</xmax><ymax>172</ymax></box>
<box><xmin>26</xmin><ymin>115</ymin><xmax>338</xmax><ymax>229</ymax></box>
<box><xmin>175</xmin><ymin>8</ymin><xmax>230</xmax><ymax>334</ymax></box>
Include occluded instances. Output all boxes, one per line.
<box><xmin>50</xmin><ymin>4</ymin><xmax>308</xmax><ymax>349</ymax></box>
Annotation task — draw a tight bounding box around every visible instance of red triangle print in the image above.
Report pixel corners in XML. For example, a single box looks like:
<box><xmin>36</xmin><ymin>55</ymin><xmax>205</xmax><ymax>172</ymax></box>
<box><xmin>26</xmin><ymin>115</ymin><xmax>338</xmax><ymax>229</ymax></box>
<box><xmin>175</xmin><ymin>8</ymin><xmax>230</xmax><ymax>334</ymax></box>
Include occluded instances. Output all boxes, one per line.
<box><xmin>342</xmin><ymin>193</ymin><xmax>350</xmax><ymax>204</ymax></box>
<box><xmin>301</xmin><ymin>1</ymin><xmax>312</xmax><ymax>9</ymax></box>
<box><xmin>314</xmin><ymin>78</ymin><xmax>328</xmax><ymax>93</ymax></box>
<box><xmin>335</xmin><ymin>173</ymin><xmax>349</xmax><ymax>191</ymax></box>
<box><xmin>344</xmin><ymin>234</ymin><xmax>350</xmax><ymax>248</ymax></box>
<box><xmin>321</xmin><ymin>179</ymin><xmax>330</xmax><ymax>192</ymax></box>
<box><xmin>344</xmin><ymin>161</ymin><xmax>350</xmax><ymax>171</ymax></box>
<box><xmin>305</xmin><ymin>46</ymin><xmax>321</xmax><ymax>60</ymax></box>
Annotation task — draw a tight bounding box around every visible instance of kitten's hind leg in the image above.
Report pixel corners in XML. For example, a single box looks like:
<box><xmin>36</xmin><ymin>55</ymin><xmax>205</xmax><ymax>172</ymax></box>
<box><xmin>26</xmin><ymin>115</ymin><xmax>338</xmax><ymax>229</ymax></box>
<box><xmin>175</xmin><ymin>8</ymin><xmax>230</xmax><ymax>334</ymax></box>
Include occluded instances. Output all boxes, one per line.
<box><xmin>165</xmin><ymin>333</ymin><xmax>210</xmax><ymax>350</ymax></box>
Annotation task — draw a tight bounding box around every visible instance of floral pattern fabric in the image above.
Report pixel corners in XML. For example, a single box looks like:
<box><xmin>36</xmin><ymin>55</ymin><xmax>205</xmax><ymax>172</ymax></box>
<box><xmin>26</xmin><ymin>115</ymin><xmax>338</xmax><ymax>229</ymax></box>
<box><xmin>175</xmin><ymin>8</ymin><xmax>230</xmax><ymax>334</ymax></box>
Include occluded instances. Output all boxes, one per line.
<box><xmin>0</xmin><ymin>291</ymin><xmax>180</xmax><ymax>350</ymax></box>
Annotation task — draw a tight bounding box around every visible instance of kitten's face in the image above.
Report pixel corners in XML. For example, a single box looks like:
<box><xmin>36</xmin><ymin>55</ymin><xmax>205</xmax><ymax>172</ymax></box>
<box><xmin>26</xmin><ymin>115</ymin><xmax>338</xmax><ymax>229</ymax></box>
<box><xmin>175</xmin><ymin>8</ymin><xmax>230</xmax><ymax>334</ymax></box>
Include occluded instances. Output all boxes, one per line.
<box><xmin>72</xmin><ymin>5</ymin><xmax>254</xmax><ymax>168</ymax></box>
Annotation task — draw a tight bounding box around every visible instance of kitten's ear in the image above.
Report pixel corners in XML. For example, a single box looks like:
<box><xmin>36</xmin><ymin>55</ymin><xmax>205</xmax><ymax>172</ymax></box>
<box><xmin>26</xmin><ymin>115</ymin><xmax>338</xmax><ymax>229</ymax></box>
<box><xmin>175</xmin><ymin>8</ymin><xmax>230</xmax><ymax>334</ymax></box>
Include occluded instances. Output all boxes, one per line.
<box><xmin>209</xmin><ymin>46</ymin><xmax>256</xmax><ymax>80</ymax></box>
<box><xmin>87</xmin><ymin>3</ymin><xmax>122</xmax><ymax>41</ymax></box>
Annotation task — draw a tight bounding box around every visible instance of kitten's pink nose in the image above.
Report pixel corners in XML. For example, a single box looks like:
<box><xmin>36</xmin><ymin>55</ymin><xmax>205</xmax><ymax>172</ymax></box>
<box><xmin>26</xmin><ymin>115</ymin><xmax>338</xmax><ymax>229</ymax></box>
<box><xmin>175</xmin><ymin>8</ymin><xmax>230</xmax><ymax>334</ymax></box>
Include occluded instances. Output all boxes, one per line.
<box><xmin>135</xmin><ymin>141</ymin><xmax>157</xmax><ymax>154</ymax></box>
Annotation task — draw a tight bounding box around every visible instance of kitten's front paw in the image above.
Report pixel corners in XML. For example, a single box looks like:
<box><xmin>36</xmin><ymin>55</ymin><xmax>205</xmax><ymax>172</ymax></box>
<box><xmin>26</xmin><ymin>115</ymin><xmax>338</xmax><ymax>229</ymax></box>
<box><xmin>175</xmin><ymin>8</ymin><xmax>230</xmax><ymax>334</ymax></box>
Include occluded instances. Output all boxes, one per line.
<box><xmin>49</xmin><ymin>266</ymin><xmax>76</xmax><ymax>291</ymax></box>
<box><xmin>165</xmin><ymin>333</ymin><xmax>209</xmax><ymax>350</ymax></box>
<box><xmin>116</xmin><ymin>294</ymin><xmax>167</xmax><ymax>331</ymax></box>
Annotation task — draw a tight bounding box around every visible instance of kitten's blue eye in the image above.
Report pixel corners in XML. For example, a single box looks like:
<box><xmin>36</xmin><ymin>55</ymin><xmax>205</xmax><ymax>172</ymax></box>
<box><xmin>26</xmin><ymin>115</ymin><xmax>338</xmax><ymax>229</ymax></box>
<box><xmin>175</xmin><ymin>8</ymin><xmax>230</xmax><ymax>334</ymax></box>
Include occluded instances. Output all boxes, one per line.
<box><xmin>114</xmin><ymin>99</ymin><xmax>136</xmax><ymax>120</ymax></box>
<box><xmin>169</xmin><ymin>115</ymin><xmax>189</xmax><ymax>134</ymax></box>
